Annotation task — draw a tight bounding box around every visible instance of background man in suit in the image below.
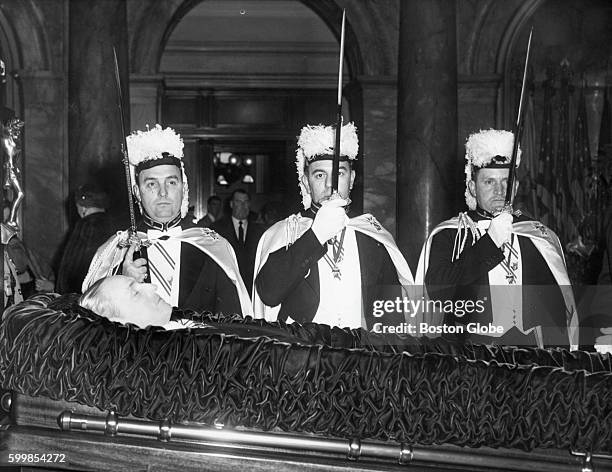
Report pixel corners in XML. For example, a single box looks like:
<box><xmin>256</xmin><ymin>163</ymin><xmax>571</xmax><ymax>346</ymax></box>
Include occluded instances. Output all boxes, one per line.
<box><xmin>213</xmin><ymin>189</ymin><xmax>264</xmax><ymax>295</ymax></box>
<box><xmin>197</xmin><ymin>195</ymin><xmax>222</xmax><ymax>228</ymax></box>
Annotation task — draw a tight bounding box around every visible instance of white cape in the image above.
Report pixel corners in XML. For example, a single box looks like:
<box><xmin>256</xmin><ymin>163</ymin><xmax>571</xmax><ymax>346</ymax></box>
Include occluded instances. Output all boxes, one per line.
<box><xmin>83</xmin><ymin>228</ymin><xmax>252</xmax><ymax>316</ymax></box>
<box><xmin>252</xmin><ymin>213</ymin><xmax>414</xmax><ymax>322</ymax></box>
<box><xmin>415</xmin><ymin>214</ymin><xmax>579</xmax><ymax>348</ymax></box>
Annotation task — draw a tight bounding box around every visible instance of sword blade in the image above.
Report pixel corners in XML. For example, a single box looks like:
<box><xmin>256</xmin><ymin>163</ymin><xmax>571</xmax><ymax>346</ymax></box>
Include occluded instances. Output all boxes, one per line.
<box><xmin>332</xmin><ymin>9</ymin><xmax>346</xmax><ymax>194</ymax></box>
<box><xmin>112</xmin><ymin>47</ymin><xmax>137</xmax><ymax>234</ymax></box>
<box><xmin>505</xmin><ymin>27</ymin><xmax>533</xmax><ymax>208</ymax></box>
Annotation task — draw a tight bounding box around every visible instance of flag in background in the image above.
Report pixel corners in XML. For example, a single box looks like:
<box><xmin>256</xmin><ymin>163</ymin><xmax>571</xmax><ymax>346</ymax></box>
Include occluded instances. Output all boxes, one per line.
<box><xmin>599</xmin><ymin>86</ymin><xmax>611</xmax><ymax>158</ymax></box>
<box><xmin>553</xmin><ymin>62</ymin><xmax>577</xmax><ymax>244</ymax></box>
<box><xmin>536</xmin><ymin>76</ymin><xmax>555</xmax><ymax>229</ymax></box>
<box><xmin>596</xmin><ymin>86</ymin><xmax>612</xmax><ymax>239</ymax></box>
<box><xmin>571</xmin><ymin>86</ymin><xmax>590</xmax><ymax>223</ymax></box>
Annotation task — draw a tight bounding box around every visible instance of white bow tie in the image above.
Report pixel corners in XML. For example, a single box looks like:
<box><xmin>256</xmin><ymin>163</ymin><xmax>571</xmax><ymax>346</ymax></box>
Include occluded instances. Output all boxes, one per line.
<box><xmin>476</xmin><ymin>220</ymin><xmax>491</xmax><ymax>231</ymax></box>
<box><xmin>147</xmin><ymin>226</ymin><xmax>183</xmax><ymax>240</ymax></box>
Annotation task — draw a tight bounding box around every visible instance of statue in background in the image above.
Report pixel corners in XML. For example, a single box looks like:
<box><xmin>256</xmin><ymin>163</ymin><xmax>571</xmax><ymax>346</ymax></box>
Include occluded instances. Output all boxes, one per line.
<box><xmin>1</xmin><ymin>57</ymin><xmax>23</xmax><ymax>233</ymax></box>
<box><xmin>2</xmin><ymin>115</ymin><xmax>26</xmax><ymax>308</ymax></box>
<box><xmin>2</xmin><ymin>116</ymin><xmax>24</xmax><ymax>230</ymax></box>
<box><xmin>1</xmin><ymin>59</ymin><xmax>56</xmax><ymax>308</ymax></box>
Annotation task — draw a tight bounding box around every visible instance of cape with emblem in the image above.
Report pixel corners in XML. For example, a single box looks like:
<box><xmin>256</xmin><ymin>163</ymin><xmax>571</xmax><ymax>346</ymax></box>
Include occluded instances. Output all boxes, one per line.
<box><xmin>415</xmin><ymin>211</ymin><xmax>578</xmax><ymax>348</ymax></box>
<box><xmin>82</xmin><ymin>222</ymin><xmax>252</xmax><ymax>316</ymax></box>
<box><xmin>253</xmin><ymin>212</ymin><xmax>414</xmax><ymax>326</ymax></box>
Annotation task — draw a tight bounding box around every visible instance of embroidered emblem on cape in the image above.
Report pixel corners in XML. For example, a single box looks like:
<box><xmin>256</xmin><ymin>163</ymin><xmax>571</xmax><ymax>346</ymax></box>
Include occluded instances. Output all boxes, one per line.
<box><xmin>532</xmin><ymin>222</ymin><xmax>549</xmax><ymax>238</ymax></box>
<box><xmin>202</xmin><ymin>228</ymin><xmax>220</xmax><ymax>240</ymax></box>
<box><xmin>365</xmin><ymin>215</ymin><xmax>382</xmax><ymax>232</ymax></box>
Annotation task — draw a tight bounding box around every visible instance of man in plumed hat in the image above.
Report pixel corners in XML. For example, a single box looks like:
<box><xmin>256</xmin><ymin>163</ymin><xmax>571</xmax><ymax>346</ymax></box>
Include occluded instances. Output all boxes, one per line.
<box><xmin>83</xmin><ymin>125</ymin><xmax>251</xmax><ymax>316</ymax></box>
<box><xmin>253</xmin><ymin>122</ymin><xmax>413</xmax><ymax>329</ymax></box>
<box><xmin>55</xmin><ymin>183</ymin><xmax>116</xmax><ymax>294</ymax></box>
<box><xmin>416</xmin><ymin>129</ymin><xmax>578</xmax><ymax>348</ymax></box>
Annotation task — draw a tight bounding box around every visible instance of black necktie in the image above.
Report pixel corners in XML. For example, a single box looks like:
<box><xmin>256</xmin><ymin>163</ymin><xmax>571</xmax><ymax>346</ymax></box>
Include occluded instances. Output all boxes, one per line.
<box><xmin>238</xmin><ymin>220</ymin><xmax>244</xmax><ymax>244</ymax></box>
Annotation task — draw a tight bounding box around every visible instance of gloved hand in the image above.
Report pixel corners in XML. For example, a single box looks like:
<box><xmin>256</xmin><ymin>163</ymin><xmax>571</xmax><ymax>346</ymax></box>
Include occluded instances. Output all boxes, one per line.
<box><xmin>595</xmin><ymin>327</ymin><xmax>612</xmax><ymax>355</ymax></box>
<box><xmin>35</xmin><ymin>278</ymin><xmax>55</xmax><ymax>292</ymax></box>
<box><xmin>121</xmin><ymin>244</ymin><xmax>149</xmax><ymax>282</ymax></box>
<box><xmin>487</xmin><ymin>212</ymin><xmax>513</xmax><ymax>247</ymax></box>
<box><xmin>311</xmin><ymin>198</ymin><xmax>349</xmax><ymax>245</ymax></box>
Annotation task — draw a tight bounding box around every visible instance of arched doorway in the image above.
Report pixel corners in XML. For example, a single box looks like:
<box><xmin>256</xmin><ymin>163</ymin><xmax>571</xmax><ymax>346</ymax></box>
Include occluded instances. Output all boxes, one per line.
<box><xmin>156</xmin><ymin>0</ymin><xmax>353</xmax><ymax>222</ymax></box>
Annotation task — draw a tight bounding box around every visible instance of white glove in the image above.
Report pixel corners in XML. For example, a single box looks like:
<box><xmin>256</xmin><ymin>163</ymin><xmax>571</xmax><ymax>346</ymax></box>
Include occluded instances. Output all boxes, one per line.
<box><xmin>487</xmin><ymin>212</ymin><xmax>513</xmax><ymax>247</ymax></box>
<box><xmin>311</xmin><ymin>198</ymin><xmax>349</xmax><ymax>245</ymax></box>
<box><xmin>595</xmin><ymin>327</ymin><xmax>612</xmax><ymax>355</ymax></box>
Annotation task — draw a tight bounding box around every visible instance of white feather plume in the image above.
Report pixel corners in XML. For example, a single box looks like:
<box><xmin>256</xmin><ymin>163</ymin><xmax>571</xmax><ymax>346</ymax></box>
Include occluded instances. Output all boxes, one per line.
<box><xmin>464</xmin><ymin>129</ymin><xmax>521</xmax><ymax>210</ymax></box>
<box><xmin>126</xmin><ymin>124</ymin><xmax>184</xmax><ymax>166</ymax></box>
<box><xmin>295</xmin><ymin>121</ymin><xmax>358</xmax><ymax>209</ymax></box>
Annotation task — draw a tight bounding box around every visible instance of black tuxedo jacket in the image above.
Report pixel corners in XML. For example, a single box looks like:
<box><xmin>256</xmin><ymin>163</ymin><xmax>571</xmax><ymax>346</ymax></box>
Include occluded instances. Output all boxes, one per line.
<box><xmin>255</xmin><ymin>226</ymin><xmax>402</xmax><ymax>328</ymax></box>
<box><xmin>132</xmin><ymin>218</ymin><xmax>242</xmax><ymax>315</ymax></box>
<box><xmin>212</xmin><ymin>217</ymin><xmax>265</xmax><ymax>295</ymax></box>
<box><xmin>425</xmin><ymin>211</ymin><xmax>567</xmax><ymax>344</ymax></box>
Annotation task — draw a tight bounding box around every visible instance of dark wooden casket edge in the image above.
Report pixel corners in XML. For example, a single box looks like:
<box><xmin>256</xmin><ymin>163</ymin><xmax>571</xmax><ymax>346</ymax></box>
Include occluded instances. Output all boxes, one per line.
<box><xmin>1</xmin><ymin>294</ymin><xmax>611</xmax><ymax>472</ymax></box>
<box><xmin>1</xmin><ymin>393</ymin><xmax>610</xmax><ymax>472</ymax></box>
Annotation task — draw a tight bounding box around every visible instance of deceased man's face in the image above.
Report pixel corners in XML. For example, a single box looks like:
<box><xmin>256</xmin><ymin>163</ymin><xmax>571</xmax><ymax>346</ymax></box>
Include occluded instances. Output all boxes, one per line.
<box><xmin>103</xmin><ymin>275</ymin><xmax>172</xmax><ymax>328</ymax></box>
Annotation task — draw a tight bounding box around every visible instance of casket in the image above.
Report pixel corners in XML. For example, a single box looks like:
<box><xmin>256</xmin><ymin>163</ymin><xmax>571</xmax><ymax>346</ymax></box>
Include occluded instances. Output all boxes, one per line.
<box><xmin>0</xmin><ymin>294</ymin><xmax>611</xmax><ymax>472</ymax></box>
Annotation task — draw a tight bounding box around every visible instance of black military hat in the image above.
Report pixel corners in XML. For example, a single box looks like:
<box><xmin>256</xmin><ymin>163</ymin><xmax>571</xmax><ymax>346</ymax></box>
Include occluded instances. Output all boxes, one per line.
<box><xmin>75</xmin><ymin>183</ymin><xmax>110</xmax><ymax>209</ymax></box>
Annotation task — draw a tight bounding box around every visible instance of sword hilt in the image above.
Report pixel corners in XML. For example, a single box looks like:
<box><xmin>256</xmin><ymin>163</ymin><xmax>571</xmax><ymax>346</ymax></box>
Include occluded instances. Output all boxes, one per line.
<box><xmin>118</xmin><ymin>231</ymin><xmax>152</xmax><ymax>283</ymax></box>
<box><xmin>134</xmin><ymin>245</ymin><xmax>151</xmax><ymax>283</ymax></box>
<box><xmin>497</xmin><ymin>204</ymin><xmax>522</xmax><ymax>218</ymax></box>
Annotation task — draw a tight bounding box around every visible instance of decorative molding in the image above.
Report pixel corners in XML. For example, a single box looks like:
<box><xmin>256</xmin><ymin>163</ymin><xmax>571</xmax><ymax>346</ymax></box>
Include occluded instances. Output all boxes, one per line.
<box><xmin>162</xmin><ymin>72</ymin><xmax>341</xmax><ymax>89</ymax></box>
<box><xmin>0</xmin><ymin>0</ymin><xmax>50</xmax><ymax>71</ymax></box>
<box><xmin>129</xmin><ymin>0</ymin><xmax>369</xmax><ymax>79</ymax></box>
<box><xmin>129</xmin><ymin>74</ymin><xmax>164</xmax><ymax>84</ymax></box>
<box><xmin>458</xmin><ymin>73</ymin><xmax>503</xmax><ymax>83</ymax></box>
<box><xmin>464</xmin><ymin>0</ymin><xmax>494</xmax><ymax>75</ymax></box>
<box><xmin>354</xmin><ymin>75</ymin><xmax>397</xmax><ymax>86</ymax></box>
<box><xmin>181</xmin><ymin>0</ymin><xmax>320</xmax><ymax>19</ymax></box>
<box><xmin>13</xmin><ymin>70</ymin><xmax>62</xmax><ymax>80</ymax></box>
<box><xmin>496</xmin><ymin>0</ymin><xmax>544</xmax><ymax>75</ymax></box>
<box><xmin>497</xmin><ymin>0</ymin><xmax>544</xmax><ymax>127</ymax></box>
<box><xmin>168</xmin><ymin>127</ymin><xmax>297</xmax><ymax>141</ymax></box>
<box><xmin>165</xmin><ymin>40</ymin><xmax>338</xmax><ymax>55</ymax></box>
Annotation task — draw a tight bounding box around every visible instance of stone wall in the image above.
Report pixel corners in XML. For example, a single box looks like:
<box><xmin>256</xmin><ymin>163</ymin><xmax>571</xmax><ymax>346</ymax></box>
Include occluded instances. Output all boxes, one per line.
<box><xmin>1</xmin><ymin>0</ymin><xmax>68</xmax><ymax>270</ymax></box>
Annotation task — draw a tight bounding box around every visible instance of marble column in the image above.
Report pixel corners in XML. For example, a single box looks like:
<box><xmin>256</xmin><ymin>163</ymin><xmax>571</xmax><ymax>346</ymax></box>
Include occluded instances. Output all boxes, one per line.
<box><xmin>68</xmin><ymin>0</ymin><xmax>129</xmax><ymax>213</ymax></box>
<box><xmin>17</xmin><ymin>71</ymin><xmax>67</xmax><ymax>270</ymax></box>
<box><xmin>396</xmin><ymin>0</ymin><xmax>458</xmax><ymax>269</ymax></box>
<box><xmin>348</xmin><ymin>76</ymin><xmax>398</xmax><ymax>236</ymax></box>
<box><xmin>129</xmin><ymin>75</ymin><xmax>162</xmax><ymax>132</ymax></box>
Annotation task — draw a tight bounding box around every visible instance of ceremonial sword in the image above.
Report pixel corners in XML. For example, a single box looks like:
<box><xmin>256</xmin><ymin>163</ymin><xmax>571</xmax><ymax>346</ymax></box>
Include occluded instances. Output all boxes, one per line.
<box><xmin>331</xmin><ymin>9</ymin><xmax>346</xmax><ymax>197</ymax></box>
<box><xmin>112</xmin><ymin>47</ymin><xmax>151</xmax><ymax>282</ymax></box>
<box><xmin>504</xmin><ymin>28</ymin><xmax>533</xmax><ymax>214</ymax></box>
<box><xmin>500</xmin><ymin>30</ymin><xmax>533</xmax><ymax>289</ymax></box>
